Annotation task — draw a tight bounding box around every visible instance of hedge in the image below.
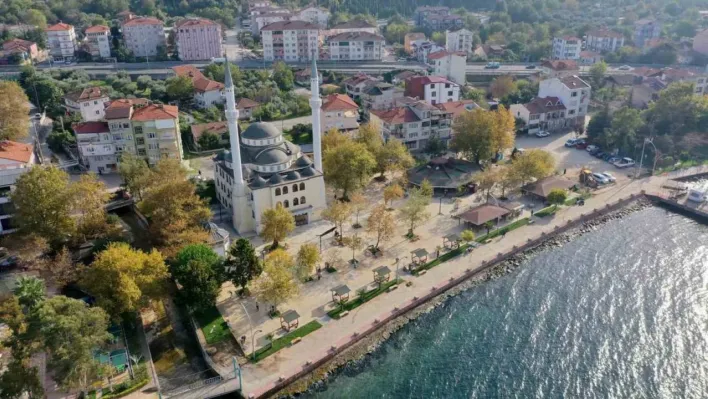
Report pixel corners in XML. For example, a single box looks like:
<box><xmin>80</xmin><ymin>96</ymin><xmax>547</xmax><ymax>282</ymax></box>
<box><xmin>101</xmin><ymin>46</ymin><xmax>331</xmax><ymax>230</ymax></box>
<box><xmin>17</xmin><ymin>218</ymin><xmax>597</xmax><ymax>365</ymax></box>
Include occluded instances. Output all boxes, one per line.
<box><xmin>100</xmin><ymin>378</ymin><xmax>149</xmax><ymax>399</ymax></box>
<box><xmin>327</xmin><ymin>279</ymin><xmax>400</xmax><ymax>319</ymax></box>
<box><xmin>252</xmin><ymin>320</ymin><xmax>323</xmax><ymax>362</ymax></box>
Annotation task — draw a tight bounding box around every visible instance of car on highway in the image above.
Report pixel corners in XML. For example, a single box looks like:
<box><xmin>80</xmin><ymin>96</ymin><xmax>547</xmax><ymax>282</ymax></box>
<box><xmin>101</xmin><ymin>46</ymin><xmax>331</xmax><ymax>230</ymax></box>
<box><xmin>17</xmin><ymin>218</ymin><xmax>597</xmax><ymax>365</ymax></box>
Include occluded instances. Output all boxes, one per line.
<box><xmin>485</xmin><ymin>62</ymin><xmax>500</xmax><ymax>69</ymax></box>
<box><xmin>600</xmin><ymin>172</ymin><xmax>616</xmax><ymax>182</ymax></box>
<box><xmin>592</xmin><ymin>173</ymin><xmax>610</xmax><ymax>184</ymax></box>
<box><xmin>613</xmin><ymin>157</ymin><xmax>636</xmax><ymax>168</ymax></box>
<box><xmin>535</xmin><ymin>131</ymin><xmax>550</xmax><ymax>138</ymax></box>
<box><xmin>525</xmin><ymin>65</ymin><xmax>536</xmax><ymax>69</ymax></box>
<box><xmin>618</xmin><ymin>65</ymin><xmax>632</xmax><ymax>70</ymax></box>
<box><xmin>565</xmin><ymin>138</ymin><xmax>581</xmax><ymax>147</ymax></box>
<box><xmin>586</xmin><ymin>145</ymin><xmax>599</xmax><ymax>153</ymax></box>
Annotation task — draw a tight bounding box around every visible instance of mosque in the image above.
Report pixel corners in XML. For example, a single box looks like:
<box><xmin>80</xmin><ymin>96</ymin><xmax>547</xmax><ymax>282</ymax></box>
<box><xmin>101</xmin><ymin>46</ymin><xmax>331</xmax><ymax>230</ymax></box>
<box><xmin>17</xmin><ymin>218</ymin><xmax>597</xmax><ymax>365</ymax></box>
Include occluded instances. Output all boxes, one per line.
<box><xmin>213</xmin><ymin>58</ymin><xmax>327</xmax><ymax>234</ymax></box>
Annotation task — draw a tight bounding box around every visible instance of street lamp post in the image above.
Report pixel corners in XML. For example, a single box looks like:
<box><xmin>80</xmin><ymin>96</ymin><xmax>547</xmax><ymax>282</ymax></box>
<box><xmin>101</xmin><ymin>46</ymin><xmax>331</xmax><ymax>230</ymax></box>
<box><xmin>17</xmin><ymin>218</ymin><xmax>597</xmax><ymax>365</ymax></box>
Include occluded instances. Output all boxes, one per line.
<box><xmin>239</xmin><ymin>303</ymin><xmax>261</xmax><ymax>361</ymax></box>
<box><xmin>395</xmin><ymin>256</ymin><xmax>407</xmax><ymax>280</ymax></box>
<box><xmin>635</xmin><ymin>137</ymin><xmax>657</xmax><ymax>179</ymax></box>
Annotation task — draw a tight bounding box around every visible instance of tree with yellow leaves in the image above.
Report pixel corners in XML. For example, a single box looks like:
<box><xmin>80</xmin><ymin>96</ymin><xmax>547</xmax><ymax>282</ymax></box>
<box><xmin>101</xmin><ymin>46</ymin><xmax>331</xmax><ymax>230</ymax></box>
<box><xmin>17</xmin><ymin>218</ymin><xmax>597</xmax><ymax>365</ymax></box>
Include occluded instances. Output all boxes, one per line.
<box><xmin>260</xmin><ymin>203</ymin><xmax>296</xmax><ymax>249</ymax></box>
<box><xmin>367</xmin><ymin>205</ymin><xmax>396</xmax><ymax>250</ymax></box>
<box><xmin>511</xmin><ymin>148</ymin><xmax>556</xmax><ymax>186</ymax></box>
<box><xmin>451</xmin><ymin>106</ymin><xmax>515</xmax><ymax>164</ymax></box>
<box><xmin>321</xmin><ymin>201</ymin><xmax>352</xmax><ymax>240</ymax></box>
<box><xmin>0</xmin><ymin>81</ymin><xmax>30</xmax><ymax>141</ymax></box>
<box><xmin>295</xmin><ymin>243</ymin><xmax>320</xmax><ymax>281</ymax></box>
<box><xmin>253</xmin><ymin>249</ymin><xmax>299</xmax><ymax>313</ymax></box>
<box><xmin>383</xmin><ymin>183</ymin><xmax>404</xmax><ymax>207</ymax></box>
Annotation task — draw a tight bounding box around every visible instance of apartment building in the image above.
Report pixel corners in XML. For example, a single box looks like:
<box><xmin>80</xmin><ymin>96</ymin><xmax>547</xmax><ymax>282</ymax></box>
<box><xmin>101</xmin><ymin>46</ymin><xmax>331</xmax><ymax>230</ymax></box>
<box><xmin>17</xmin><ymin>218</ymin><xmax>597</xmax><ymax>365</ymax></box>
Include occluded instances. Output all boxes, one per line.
<box><xmin>342</xmin><ymin>73</ymin><xmax>378</xmax><ymax>99</ymax></box>
<box><xmin>361</xmin><ymin>82</ymin><xmax>403</xmax><ymax>111</ymax></box>
<box><xmin>538</xmin><ymin>75</ymin><xmax>591</xmax><ymax>125</ymax></box>
<box><xmin>1</xmin><ymin>38</ymin><xmax>39</xmax><ymax>63</ymax></box>
<box><xmin>296</xmin><ymin>6</ymin><xmax>330</xmax><ymax>28</ymax></box>
<box><xmin>510</xmin><ymin>96</ymin><xmax>569</xmax><ymax>135</ymax></box>
<box><xmin>327</xmin><ymin>20</ymin><xmax>377</xmax><ymax>36</ymax></box>
<box><xmin>404</xmin><ymin>32</ymin><xmax>426</xmax><ymax>54</ymax></box>
<box><xmin>552</xmin><ymin>36</ymin><xmax>581</xmax><ymax>60</ymax></box>
<box><xmin>446</xmin><ymin>28</ymin><xmax>474</xmax><ymax>56</ymax></box>
<box><xmin>321</xmin><ymin>94</ymin><xmax>359</xmax><ymax>132</ymax></box>
<box><xmin>369</xmin><ymin>100</ymin><xmax>452</xmax><ymax>151</ymax></box>
<box><xmin>122</xmin><ymin>17</ymin><xmax>166</xmax><ymax>57</ymax></box>
<box><xmin>579</xmin><ymin>51</ymin><xmax>603</xmax><ymax>65</ymax></box>
<box><xmin>327</xmin><ymin>31</ymin><xmax>385</xmax><ymax>61</ymax></box>
<box><xmin>262</xmin><ymin>21</ymin><xmax>319</xmax><ymax>62</ymax></box>
<box><xmin>634</xmin><ymin>19</ymin><xmax>662</xmax><ymax>48</ymax></box>
<box><xmin>72</xmin><ymin>121</ymin><xmax>117</xmax><ymax>173</ymax></box>
<box><xmin>45</xmin><ymin>22</ymin><xmax>77</xmax><ymax>60</ymax></box>
<box><xmin>586</xmin><ymin>29</ymin><xmax>625</xmax><ymax>53</ymax></box>
<box><xmin>252</xmin><ymin>9</ymin><xmax>291</xmax><ymax>36</ymax></box>
<box><xmin>404</xmin><ymin>75</ymin><xmax>460</xmax><ymax>105</ymax></box>
<box><xmin>171</xmin><ymin>65</ymin><xmax>225</xmax><ymax>108</ymax></box>
<box><xmin>428</xmin><ymin>50</ymin><xmax>466</xmax><ymax>85</ymax></box>
<box><xmin>0</xmin><ymin>141</ymin><xmax>36</xmax><ymax>235</ymax></box>
<box><xmin>63</xmin><ymin>87</ymin><xmax>111</xmax><ymax>122</ymax></box>
<box><xmin>540</xmin><ymin>59</ymin><xmax>580</xmax><ymax>78</ymax></box>
<box><xmin>85</xmin><ymin>25</ymin><xmax>111</xmax><ymax>59</ymax></box>
<box><xmin>414</xmin><ymin>6</ymin><xmax>462</xmax><ymax>30</ymax></box>
<box><xmin>412</xmin><ymin>40</ymin><xmax>445</xmax><ymax>63</ymax></box>
<box><xmin>175</xmin><ymin>18</ymin><xmax>223</xmax><ymax>61</ymax></box>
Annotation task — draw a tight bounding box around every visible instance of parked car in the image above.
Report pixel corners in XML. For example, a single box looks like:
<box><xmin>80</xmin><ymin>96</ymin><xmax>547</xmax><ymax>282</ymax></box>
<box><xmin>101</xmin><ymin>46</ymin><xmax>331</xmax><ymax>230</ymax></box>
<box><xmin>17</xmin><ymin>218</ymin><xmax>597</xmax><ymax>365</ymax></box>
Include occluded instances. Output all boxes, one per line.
<box><xmin>613</xmin><ymin>157</ymin><xmax>636</xmax><ymax>168</ymax></box>
<box><xmin>586</xmin><ymin>145</ymin><xmax>599</xmax><ymax>153</ymax></box>
<box><xmin>594</xmin><ymin>151</ymin><xmax>606</xmax><ymax>159</ymax></box>
<box><xmin>485</xmin><ymin>62</ymin><xmax>500</xmax><ymax>69</ymax></box>
<box><xmin>601</xmin><ymin>172</ymin><xmax>616</xmax><ymax>182</ymax></box>
<box><xmin>535</xmin><ymin>131</ymin><xmax>550</xmax><ymax>138</ymax></box>
<box><xmin>592</xmin><ymin>173</ymin><xmax>610</xmax><ymax>184</ymax></box>
<box><xmin>606</xmin><ymin>156</ymin><xmax>621</xmax><ymax>163</ymax></box>
<box><xmin>0</xmin><ymin>256</ymin><xmax>18</xmax><ymax>270</ymax></box>
<box><xmin>618</xmin><ymin>65</ymin><xmax>632</xmax><ymax>70</ymax></box>
<box><xmin>565</xmin><ymin>138</ymin><xmax>580</xmax><ymax>147</ymax></box>
<box><xmin>575</xmin><ymin>140</ymin><xmax>588</xmax><ymax>149</ymax></box>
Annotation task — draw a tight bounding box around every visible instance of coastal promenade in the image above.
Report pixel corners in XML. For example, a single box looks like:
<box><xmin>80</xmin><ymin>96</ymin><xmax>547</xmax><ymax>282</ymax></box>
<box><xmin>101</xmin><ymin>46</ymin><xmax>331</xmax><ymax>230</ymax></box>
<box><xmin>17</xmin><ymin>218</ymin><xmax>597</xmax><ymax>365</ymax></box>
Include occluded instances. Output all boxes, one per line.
<box><xmin>170</xmin><ymin>165</ymin><xmax>706</xmax><ymax>399</ymax></box>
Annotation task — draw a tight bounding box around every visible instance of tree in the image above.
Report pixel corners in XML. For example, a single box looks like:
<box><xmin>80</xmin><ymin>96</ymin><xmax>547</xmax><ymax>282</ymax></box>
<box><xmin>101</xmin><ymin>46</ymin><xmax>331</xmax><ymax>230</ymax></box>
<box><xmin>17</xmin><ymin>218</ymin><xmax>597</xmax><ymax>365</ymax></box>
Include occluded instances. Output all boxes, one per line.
<box><xmin>475</xmin><ymin>167</ymin><xmax>502</xmax><ymax>200</ymax></box>
<box><xmin>22</xmin><ymin>9</ymin><xmax>47</xmax><ymax>29</ymax></box>
<box><xmin>511</xmin><ymin>149</ymin><xmax>555</xmax><ymax>185</ymax></box>
<box><xmin>0</xmin><ymin>81</ymin><xmax>30</xmax><ymax>141</ymax></box>
<box><xmin>484</xmin><ymin>220</ymin><xmax>494</xmax><ymax>235</ymax></box>
<box><xmin>295</xmin><ymin>243</ymin><xmax>320</xmax><ymax>281</ymax></box>
<box><xmin>322</xmin><ymin>128</ymin><xmax>349</xmax><ymax>153</ymax></box>
<box><xmin>460</xmin><ymin>229</ymin><xmax>476</xmax><ymax>244</ymax></box>
<box><xmin>272</xmin><ymin>61</ymin><xmax>294</xmax><ymax>91</ymax></box>
<box><xmin>260</xmin><ymin>203</ymin><xmax>296</xmax><ymax>249</ymax></box>
<box><xmin>321</xmin><ymin>201</ymin><xmax>352</xmax><ymax>239</ymax></box>
<box><xmin>366</xmin><ymin>205</ymin><xmax>396</xmax><ymax>250</ymax></box>
<box><xmin>47</xmin><ymin>130</ymin><xmax>76</xmax><ymax>153</ymax></box>
<box><xmin>0</xmin><ymin>359</ymin><xmax>44</xmax><ymax>399</ymax></box>
<box><xmin>399</xmin><ymin>188</ymin><xmax>431</xmax><ymax>236</ymax></box>
<box><xmin>198</xmin><ymin>131</ymin><xmax>222</xmax><ymax>150</ymax></box>
<box><xmin>349</xmin><ymin>192</ymin><xmax>367</xmax><ymax>227</ymax></box>
<box><xmin>586</xmin><ymin>106</ymin><xmax>611</xmax><ymax>143</ymax></box>
<box><xmin>490</xmin><ymin>76</ymin><xmax>517</xmax><ymax>99</ymax></box>
<box><xmin>252</xmin><ymin>254</ymin><xmax>299</xmax><ymax>312</ymax></box>
<box><xmin>547</xmin><ymin>189</ymin><xmax>567</xmax><ymax>210</ymax></box>
<box><xmin>171</xmin><ymin>244</ymin><xmax>224</xmax><ymax>312</ymax></box>
<box><xmin>607</xmin><ymin>106</ymin><xmax>643</xmax><ymax>153</ymax></box>
<box><xmin>342</xmin><ymin>234</ymin><xmax>363</xmax><ymax>263</ymax></box>
<box><xmin>323</xmin><ymin>140</ymin><xmax>376</xmax><ymax>199</ymax></box>
<box><xmin>451</xmin><ymin>107</ymin><xmax>515</xmax><ymax>164</ymax></box>
<box><xmin>13</xmin><ymin>276</ymin><xmax>45</xmax><ymax>312</ymax></box>
<box><xmin>81</xmin><ymin>243</ymin><xmax>168</xmax><ymax>319</ymax></box>
<box><xmin>383</xmin><ymin>184</ymin><xmax>404</xmax><ymax>207</ymax></box>
<box><xmin>589</xmin><ymin>61</ymin><xmax>607</xmax><ymax>88</ymax></box>
<box><xmin>10</xmin><ymin>167</ymin><xmax>76</xmax><ymax>246</ymax></box>
<box><xmin>165</xmin><ymin>75</ymin><xmax>194</xmax><ymax>103</ymax></box>
<box><xmin>36</xmin><ymin>296</ymin><xmax>111</xmax><ymax>391</ymax></box>
<box><xmin>420</xmin><ymin>179</ymin><xmax>434</xmax><ymax>198</ymax></box>
<box><xmin>118</xmin><ymin>153</ymin><xmax>151</xmax><ymax>200</ymax></box>
<box><xmin>225</xmin><ymin>238</ymin><xmax>262</xmax><ymax>291</ymax></box>
<box><xmin>72</xmin><ymin>174</ymin><xmax>112</xmax><ymax>242</ymax></box>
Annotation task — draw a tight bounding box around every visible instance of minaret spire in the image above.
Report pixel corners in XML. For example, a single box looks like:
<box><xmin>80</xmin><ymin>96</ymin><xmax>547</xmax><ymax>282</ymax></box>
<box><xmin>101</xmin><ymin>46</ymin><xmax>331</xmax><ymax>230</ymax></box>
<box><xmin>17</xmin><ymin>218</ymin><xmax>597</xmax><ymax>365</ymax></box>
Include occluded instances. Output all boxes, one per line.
<box><xmin>309</xmin><ymin>51</ymin><xmax>323</xmax><ymax>172</ymax></box>
<box><xmin>224</xmin><ymin>57</ymin><xmax>244</xmax><ymax>191</ymax></box>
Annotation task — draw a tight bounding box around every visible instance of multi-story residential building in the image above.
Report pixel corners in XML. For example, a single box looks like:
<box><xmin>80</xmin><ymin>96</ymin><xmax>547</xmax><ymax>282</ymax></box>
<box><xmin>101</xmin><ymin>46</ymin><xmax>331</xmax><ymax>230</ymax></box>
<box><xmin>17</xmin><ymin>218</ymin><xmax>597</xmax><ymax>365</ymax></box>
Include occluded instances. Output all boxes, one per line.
<box><xmin>414</xmin><ymin>6</ymin><xmax>448</xmax><ymax>25</ymax></box>
<box><xmin>327</xmin><ymin>31</ymin><xmax>385</xmax><ymax>61</ymax></box>
<box><xmin>693</xmin><ymin>28</ymin><xmax>708</xmax><ymax>56</ymax></box>
<box><xmin>404</xmin><ymin>32</ymin><xmax>426</xmax><ymax>54</ymax></box>
<box><xmin>320</xmin><ymin>93</ymin><xmax>359</xmax><ymax>132</ymax></box>
<box><xmin>63</xmin><ymin>87</ymin><xmax>111</xmax><ymax>122</ymax></box>
<box><xmin>72</xmin><ymin>121</ymin><xmax>117</xmax><ymax>173</ymax></box>
<box><xmin>404</xmin><ymin>75</ymin><xmax>460</xmax><ymax>106</ymax></box>
<box><xmin>1</xmin><ymin>38</ymin><xmax>39</xmax><ymax>63</ymax></box>
<box><xmin>510</xmin><ymin>97</ymin><xmax>569</xmax><ymax>135</ymax></box>
<box><xmin>446</xmin><ymin>28</ymin><xmax>474</xmax><ymax>56</ymax></box>
<box><xmin>434</xmin><ymin>99</ymin><xmax>479</xmax><ymax>120</ymax></box>
<box><xmin>175</xmin><ymin>18</ymin><xmax>222</xmax><ymax>61</ymax></box>
<box><xmin>122</xmin><ymin>17</ymin><xmax>166</xmax><ymax>58</ymax></box>
<box><xmin>85</xmin><ymin>25</ymin><xmax>111</xmax><ymax>59</ymax></box>
<box><xmin>552</xmin><ymin>36</ymin><xmax>581</xmax><ymax>60</ymax></box>
<box><xmin>361</xmin><ymin>82</ymin><xmax>403</xmax><ymax>111</ymax></box>
<box><xmin>296</xmin><ymin>5</ymin><xmax>330</xmax><ymax>28</ymax></box>
<box><xmin>412</xmin><ymin>40</ymin><xmax>445</xmax><ymax>63</ymax></box>
<box><xmin>370</xmin><ymin>99</ymin><xmax>453</xmax><ymax>151</ymax></box>
<box><xmin>658</xmin><ymin>68</ymin><xmax>708</xmax><ymax>95</ymax></box>
<box><xmin>342</xmin><ymin>73</ymin><xmax>378</xmax><ymax>99</ymax></box>
<box><xmin>428</xmin><ymin>50</ymin><xmax>466</xmax><ymax>85</ymax></box>
<box><xmin>579</xmin><ymin>51</ymin><xmax>603</xmax><ymax>65</ymax></box>
<box><xmin>634</xmin><ymin>19</ymin><xmax>662</xmax><ymax>48</ymax></box>
<box><xmin>327</xmin><ymin>20</ymin><xmax>377</xmax><ymax>36</ymax></box>
<box><xmin>236</xmin><ymin>98</ymin><xmax>261</xmax><ymax>119</ymax></box>
<box><xmin>45</xmin><ymin>22</ymin><xmax>77</xmax><ymax>60</ymax></box>
<box><xmin>538</xmin><ymin>76</ymin><xmax>591</xmax><ymax>125</ymax></box>
<box><xmin>261</xmin><ymin>21</ymin><xmax>319</xmax><ymax>62</ymax></box>
<box><xmin>252</xmin><ymin>10</ymin><xmax>292</xmax><ymax>36</ymax></box>
<box><xmin>0</xmin><ymin>141</ymin><xmax>36</xmax><ymax>234</ymax></box>
<box><xmin>105</xmin><ymin>98</ymin><xmax>145</xmax><ymax>159</ymax></box>
<box><xmin>586</xmin><ymin>29</ymin><xmax>625</xmax><ymax>53</ymax></box>
<box><xmin>426</xmin><ymin>14</ymin><xmax>463</xmax><ymax>31</ymax></box>
<box><xmin>171</xmin><ymin>65</ymin><xmax>225</xmax><ymax>108</ymax></box>
<box><xmin>540</xmin><ymin>59</ymin><xmax>580</xmax><ymax>78</ymax></box>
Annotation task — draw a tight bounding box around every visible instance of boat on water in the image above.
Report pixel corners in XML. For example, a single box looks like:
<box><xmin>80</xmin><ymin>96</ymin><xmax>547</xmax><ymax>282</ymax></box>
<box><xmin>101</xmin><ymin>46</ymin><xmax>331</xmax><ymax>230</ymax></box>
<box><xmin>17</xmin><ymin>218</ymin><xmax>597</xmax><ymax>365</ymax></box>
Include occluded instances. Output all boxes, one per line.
<box><xmin>686</xmin><ymin>182</ymin><xmax>708</xmax><ymax>202</ymax></box>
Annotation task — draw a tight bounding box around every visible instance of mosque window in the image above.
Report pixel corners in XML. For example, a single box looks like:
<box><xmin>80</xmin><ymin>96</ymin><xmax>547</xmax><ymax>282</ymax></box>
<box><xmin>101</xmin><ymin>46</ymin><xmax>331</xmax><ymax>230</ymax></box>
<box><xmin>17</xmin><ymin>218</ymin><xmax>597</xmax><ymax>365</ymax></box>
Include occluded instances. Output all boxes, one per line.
<box><xmin>284</xmin><ymin>200</ymin><xmax>289</xmax><ymax>208</ymax></box>
<box><xmin>299</xmin><ymin>182</ymin><xmax>305</xmax><ymax>190</ymax></box>
<box><xmin>293</xmin><ymin>198</ymin><xmax>299</xmax><ymax>206</ymax></box>
<box><xmin>293</xmin><ymin>184</ymin><xmax>299</xmax><ymax>192</ymax></box>
<box><xmin>275</xmin><ymin>188</ymin><xmax>281</xmax><ymax>196</ymax></box>
<box><xmin>283</xmin><ymin>186</ymin><xmax>288</xmax><ymax>194</ymax></box>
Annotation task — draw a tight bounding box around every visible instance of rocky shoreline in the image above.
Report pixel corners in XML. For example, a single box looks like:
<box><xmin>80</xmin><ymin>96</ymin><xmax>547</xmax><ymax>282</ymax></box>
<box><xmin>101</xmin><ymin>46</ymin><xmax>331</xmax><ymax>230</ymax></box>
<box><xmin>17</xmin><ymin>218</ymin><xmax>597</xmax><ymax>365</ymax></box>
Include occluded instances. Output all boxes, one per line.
<box><xmin>273</xmin><ymin>198</ymin><xmax>652</xmax><ymax>398</ymax></box>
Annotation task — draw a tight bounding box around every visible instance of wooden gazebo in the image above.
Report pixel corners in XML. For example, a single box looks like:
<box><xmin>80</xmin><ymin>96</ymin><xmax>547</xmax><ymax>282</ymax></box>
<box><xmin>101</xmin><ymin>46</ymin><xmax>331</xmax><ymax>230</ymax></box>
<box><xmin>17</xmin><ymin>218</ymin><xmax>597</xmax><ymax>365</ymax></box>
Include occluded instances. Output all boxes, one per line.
<box><xmin>280</xmin><ymin>309</ymin><xmax>300</xmax><ymax>331</ymax></box>
<box><xmin>373</xmin><ymin>266</ymin><xmax>391</xmax><ymax>286</ymax></box>
<box><xmin>411</xmin><ymin>248</ymin><xmax>429</xmax><ymax>265</ymax></box>
<box><xmin>331</xmin><ymin>285</ymin><xmax>351</xmax><ymax>304</ymax></box>
<box><xmin>443</xmin><ymin>234</ymin><xmax>461</xmax><ymax>249</ymax></box>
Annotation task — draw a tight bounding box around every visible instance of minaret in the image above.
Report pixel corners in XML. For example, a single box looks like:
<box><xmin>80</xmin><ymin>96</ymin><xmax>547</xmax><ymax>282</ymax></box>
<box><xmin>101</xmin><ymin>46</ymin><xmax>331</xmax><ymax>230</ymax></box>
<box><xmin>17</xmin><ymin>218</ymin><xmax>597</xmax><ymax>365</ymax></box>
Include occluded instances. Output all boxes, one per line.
<box><xmin>224</xmin><ymin>58</ymin><xmax>244</xmax><ymax>192</ymax></box>
<box><xmin>309</xmin><ymin>52</ymin><xmax>323</xmax><ymax>172</ymax></box>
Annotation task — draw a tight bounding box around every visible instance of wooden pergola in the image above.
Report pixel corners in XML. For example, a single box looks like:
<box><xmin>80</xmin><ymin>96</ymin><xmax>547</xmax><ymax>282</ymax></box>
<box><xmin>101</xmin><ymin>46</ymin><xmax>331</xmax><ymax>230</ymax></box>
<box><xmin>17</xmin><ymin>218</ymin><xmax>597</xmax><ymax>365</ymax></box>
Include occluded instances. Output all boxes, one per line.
<box><xmin>331</xmin><ymin>284</ymin><xmax>351</xmax><ymax>304</ymax></box>
<box><xmin>411</xmin><ymin>248</ymin><xmax>429</xmax><ymax>265</ymax></box>
<box><xmin>280</xmin><ymin>309</ymin><xmax>300</xmax><ymax>331</ymax></box>
<box><xmin>443</xmin><ymin>233</ymin><xmax>461</xmax><ymax>249</ymax></box>
<box><xmin>373</xmin><ymin>266</ymin><xmax>391</xmax><ymax>286</ymax></box>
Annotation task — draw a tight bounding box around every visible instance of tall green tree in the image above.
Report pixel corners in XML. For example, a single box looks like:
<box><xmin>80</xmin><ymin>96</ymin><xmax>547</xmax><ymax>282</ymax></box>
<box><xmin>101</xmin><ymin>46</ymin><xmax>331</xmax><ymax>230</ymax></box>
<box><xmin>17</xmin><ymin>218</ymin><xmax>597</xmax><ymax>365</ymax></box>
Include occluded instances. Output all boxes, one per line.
<box><xmin>323</xmin><ymin>140</ymin><xmax>376</xmax><ymax>199</ymax></box>
<box><xmin>13</xmin><ymin>276</ymin><xmax>45</xmax><ymax>312</ymax></box>
<box><xmin>166</xmin><ymin>75</ymin><xmax>194</xmax><ymax>103</ymax></box>
<box><xmin>225</xmin><ymin>238</ymin><xmax>262</xmax><ymax>291</ymax></box>
<box><xmin>0</xmin><ymin>359</ymin><xmax>44</xmax><ymax>399</ymax></box>
<box><xmin>399</xmin><ymin>188</ymin><xmax>431</xmax><ymax>236</ymax></box>
<box><xmin>172</xmin><ymin>244</ymin><xmax>225</xmax><ymax>312</ymax></box>
<box><xmin>272</xmin><ymin>61</ymin><xmax>294</xmax><ymax>91</ymax></box>
<box><xmin>118</xmin><ymin>153</ymin><xmax>151</xmax><ymax>200</ymax></box>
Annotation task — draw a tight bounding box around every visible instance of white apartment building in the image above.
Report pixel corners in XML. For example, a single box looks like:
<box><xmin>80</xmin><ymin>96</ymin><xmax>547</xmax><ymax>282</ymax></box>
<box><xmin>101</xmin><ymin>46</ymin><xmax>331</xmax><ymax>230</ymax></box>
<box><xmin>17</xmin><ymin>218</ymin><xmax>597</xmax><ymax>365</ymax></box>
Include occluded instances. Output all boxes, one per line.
<box><xmin>253</xmin><ymin>12</ymin><xmax>292</xmax><ymax>36</ymax></box>
<box><xmin>538</xmin><ymin>75</ymin><xmax>591</xmax><ymax>125</ymax></box>
<box><xmin>586</xmin><ymin>29</ymin><xmax>625</xmax><ymax>53</ymax></box>
<box><xmin>45</xmin><ymin>22</ymin><xmax>77</xmax><ymax>60</ymax></box>
<box><xmin>445</xmin><ymin>28</ymin><xmax>474</xmax><ymax>56</ymax></box>
<box><xmin>411</xmin><ymin>40</ymin><xmax>445</xmax><ymax>63</ymax></box>
<box><xmin>63</xmin><ymin>87</ymin><xmax>111</xmax><ymax>122</ymax></box>
<box><xmin>552</xmin><ymin>36</ymin><xmax>581</xmax><ymax>60</ymax></box>
<box><xmin>361</xmin><ymin>82</ymin><xmax>404</xmax><ymax>111</ymax></box>
<box><xmin>428</xmin><ymin>50</ymin><xmax>466</xmax><ymax>85</ymax></box>
<box><xmin>0</xmin><ymin>141</ymin><xmax>36</xmax><ymax>235</ymax></box>
<box><xmin>327</xmin><ymin>31</ymin><xmax>385</xmax><ymax>61</ymax></box>
<box><xmin>327</xmin><ymin>20</ymin><xmax>377</xmax><ymax>36</ymax></box>
<box><xmin>404</xmin><ymin>75</ymin><xmax>460</xmax><ymax>106</ymax></box>
<box><xmin>85</xmin><ymin>25</ymin><xmax>111</xmax><ymax>59</ymax></box>
<box><xmin>122</xmin><ymin>17</ymin><xmax>166</xmax><ymax>57</ymax></box>
<box><xmin>72</xmin><ymin>121</ymin><xmax>117</xmax><ymax>173</ymax></box>
<box><xmin>296</xmin><ymin>6</ymin><xmax>330</xmax><ymax>28</ymax></box>
<box><xmin>510</xmin><ymin>96</ymin><xmax>569</xmax><ymax>135</ymax></box>
<box><xmin>175</xmin><ymin>18</ymin><xmax>223</xmax><ymax>61</ymax></box>
<box><xmin>261</xmin><ymin>21</ymin><xmax>319</xmax><ymax>62</ymax></box>
<box><xmin>369</xmin><ymin>100</ymin><xmax>453</xmax><ymax>151</ymax></box>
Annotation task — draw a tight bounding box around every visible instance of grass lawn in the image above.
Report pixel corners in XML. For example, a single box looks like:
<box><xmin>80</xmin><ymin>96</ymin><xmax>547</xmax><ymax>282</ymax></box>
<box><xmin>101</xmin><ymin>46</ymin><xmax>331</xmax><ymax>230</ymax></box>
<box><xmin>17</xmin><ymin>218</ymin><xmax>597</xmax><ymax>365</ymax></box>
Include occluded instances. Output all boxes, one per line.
<box><xmin>327</xmin><ymin>279</ymin><xmax>401</xmax><ymax>319</ymax></box>
<box><xmin>413</xmin><ymin>247</ymin><xmax>465</xmax><ymax>274</ymax></box>
<box><xmin>193</xmin><ymin>307</ymin><xmax>230</xmax><ymax>346</ymax></box>
<box><xmin>564</xmin><ymin>191</ymin><xmax>592</xmax><ymax>206</ymax></box>
<box><xmin>252</xmin><ymin>320</ymin><xmax>323</xmax><ymax>363</ymax></box>
<box><xmin>534</xmin><ymin>205</ymin><xmax>558</xmax><ymax>217</ymax></box>
<box><xmin>476</xmin><ymin>217</ymin><xmax>531</xmax><ymax>242</ymax></box>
